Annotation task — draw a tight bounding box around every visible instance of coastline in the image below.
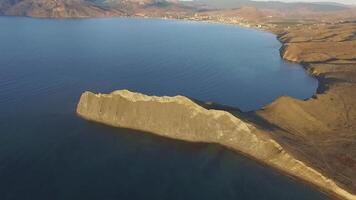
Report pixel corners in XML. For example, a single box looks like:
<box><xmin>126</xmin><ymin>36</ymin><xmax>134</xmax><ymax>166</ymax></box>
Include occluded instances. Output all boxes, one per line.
<box><xmin>60</xmin><ymin>15</ymin><xmax>355</xmax><ymax>199</ymax></box>
<box><xmin>76</xmin><ymin>88</ymin><xmax>355</xmax><ymax>200</ymax></box>
<box><xmin>1</xmin><ymin>15</ymin><xmax>354</xmax><ymax>200</ymax></box>
<box><xmin>255</xmin><ymin>22</ymin><xmax>356</xmax><ymax>199</ymax></box>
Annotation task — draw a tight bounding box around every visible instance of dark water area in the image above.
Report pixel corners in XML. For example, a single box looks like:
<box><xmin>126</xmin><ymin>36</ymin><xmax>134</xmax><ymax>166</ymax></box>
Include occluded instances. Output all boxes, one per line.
<box><xmin>0</xmin><ymin>17</ymin><xmax>326</xmax><ymax>200</ymax></box>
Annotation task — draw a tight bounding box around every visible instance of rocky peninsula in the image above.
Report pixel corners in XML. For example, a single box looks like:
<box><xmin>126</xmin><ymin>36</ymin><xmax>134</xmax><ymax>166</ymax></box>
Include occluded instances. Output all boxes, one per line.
<box><xmin>76</xmin><ymin>20</ymin><xmax>356</xmax><ymax>200</ymax></box>
<box><xmin>77</xmin><ymin>88</ymin><xmax>355</xmax><ymax>200</ymax></box>
<box><xmin>4</xmin><ymin>0</ymin><xmax>354</xmax><ymax>199</ymax></box>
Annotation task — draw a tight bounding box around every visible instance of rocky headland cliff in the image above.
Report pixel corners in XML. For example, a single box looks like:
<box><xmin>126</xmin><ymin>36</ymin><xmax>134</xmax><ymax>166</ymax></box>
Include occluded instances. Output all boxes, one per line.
<box><xmin>77</xmin><ymin>89</ymin><xmax>356</xmax><ymax>200</ymax></box>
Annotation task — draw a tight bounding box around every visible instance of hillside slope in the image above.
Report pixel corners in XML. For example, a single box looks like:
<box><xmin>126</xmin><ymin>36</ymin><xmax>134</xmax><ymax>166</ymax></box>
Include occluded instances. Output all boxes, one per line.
<box><xmin>0</xmin><ymin>0</ymin><xmax>186</xmax><ymax>18</ymax></box>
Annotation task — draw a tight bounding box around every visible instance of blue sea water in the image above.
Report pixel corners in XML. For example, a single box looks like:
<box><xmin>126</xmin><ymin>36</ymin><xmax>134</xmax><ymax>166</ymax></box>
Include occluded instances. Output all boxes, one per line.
<box><xmin>0</xmin><ymin>17</ymin><xmax>326</xmax><ymax>200</ymax></box>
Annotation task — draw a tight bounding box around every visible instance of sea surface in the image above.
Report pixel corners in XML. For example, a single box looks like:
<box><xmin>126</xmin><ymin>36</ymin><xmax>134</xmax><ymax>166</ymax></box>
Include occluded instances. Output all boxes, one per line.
<box><xmin>0</xmin><ymin>17</ymin><xmax>326</xmax><ymax>200</ymax></box>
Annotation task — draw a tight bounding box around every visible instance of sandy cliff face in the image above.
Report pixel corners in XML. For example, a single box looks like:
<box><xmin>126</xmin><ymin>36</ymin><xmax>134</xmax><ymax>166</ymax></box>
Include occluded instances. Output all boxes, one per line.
<box><xmin>77</xmin><ymin>90</ymin><xmax>255</xmax><ymax>144</ymax></box>
<box><xmin>77</xmin><ymin>89</ymin><xmax>356</xmax><ymax>200</ymax></box>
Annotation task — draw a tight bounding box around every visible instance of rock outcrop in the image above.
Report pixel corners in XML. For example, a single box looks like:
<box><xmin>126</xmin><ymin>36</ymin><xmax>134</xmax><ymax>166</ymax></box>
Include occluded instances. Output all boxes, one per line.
<box><xmin>77</xmin><ymin>89</ymin><xmax>356</xmax><ymax>200</ymax></box>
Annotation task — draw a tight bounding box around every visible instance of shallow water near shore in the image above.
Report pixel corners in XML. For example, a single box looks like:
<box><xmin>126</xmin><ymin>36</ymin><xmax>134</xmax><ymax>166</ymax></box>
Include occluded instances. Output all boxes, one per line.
<box><xmin>0</xmin><ymin>17</ymin><xmax>326</xmax><ymax>199</ymax></box>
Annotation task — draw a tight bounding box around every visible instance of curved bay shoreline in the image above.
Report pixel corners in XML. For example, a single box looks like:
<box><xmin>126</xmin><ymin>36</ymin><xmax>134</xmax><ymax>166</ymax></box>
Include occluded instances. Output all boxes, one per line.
<box><xmin>73</xmin><ymin>17</ymin><xmax>356</xmax><ymax>200</ymax></box>
<box><xmin>3</xmin><ymin>14</ymin><xmax>353</xmax><ymax>199</ymax></box>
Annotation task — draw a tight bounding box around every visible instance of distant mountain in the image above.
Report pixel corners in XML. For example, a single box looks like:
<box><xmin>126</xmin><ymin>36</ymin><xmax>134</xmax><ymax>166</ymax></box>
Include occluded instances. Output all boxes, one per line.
<box><xmin>0</xmin><ymin>0</ymin><xmax>121</xmax><ymax>17</ymax></box>
<box><xmin>0</xmin><ymin>0</ymin><xmax>352</xmax><ymax>18</ymax></box>
<box><xmin>0</xmin><ymin>0</ymin><xmax>183</xmax><ymax>17</ymax></box>
<box><xmin>313</xmin><ymin>2</ymin><xmax>352</xmax><ymax>7</ymax></box>
<box><xmin>193</xmin><ymin>0</ymin><xmax>349</xmax><ymax>12</ymax></box>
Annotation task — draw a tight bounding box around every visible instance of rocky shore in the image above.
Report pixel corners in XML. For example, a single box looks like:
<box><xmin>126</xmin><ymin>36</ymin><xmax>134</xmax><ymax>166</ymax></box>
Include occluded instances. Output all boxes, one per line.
<box><xmin>76</xmin><ymin>89</ymin><xmax>355</xmax><ymax>200</ymax></box>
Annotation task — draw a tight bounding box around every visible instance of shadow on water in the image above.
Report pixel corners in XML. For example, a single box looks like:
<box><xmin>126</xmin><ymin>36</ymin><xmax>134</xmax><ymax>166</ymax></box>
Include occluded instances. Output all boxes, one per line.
<box><xmin>0</xmin><ymin>113</ymin><xmax>330</xmax><ymax>200</ymax></box>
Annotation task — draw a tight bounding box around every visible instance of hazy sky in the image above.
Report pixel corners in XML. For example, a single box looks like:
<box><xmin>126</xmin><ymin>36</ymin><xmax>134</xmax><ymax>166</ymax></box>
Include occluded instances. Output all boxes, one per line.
<box><xmin>254</xmin><ymin>0</ymin><xmax>356</xmax><ymax>5</ymax></box>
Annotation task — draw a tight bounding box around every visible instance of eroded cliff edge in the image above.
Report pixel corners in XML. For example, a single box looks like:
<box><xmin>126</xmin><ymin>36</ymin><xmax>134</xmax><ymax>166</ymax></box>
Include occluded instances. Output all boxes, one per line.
<box><xmin>77</xmin><ymin>89</ymin><xmax>355</xmax><ymax>200</ymax></box>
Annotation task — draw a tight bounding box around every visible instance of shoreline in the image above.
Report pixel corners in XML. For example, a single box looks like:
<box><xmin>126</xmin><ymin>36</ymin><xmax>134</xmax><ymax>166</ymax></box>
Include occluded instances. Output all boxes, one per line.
<box><xmin>1</xmin><ymin>15</ymin><xmax>354</xmax><ymax>200</ymax></box>
<box><xmin>82</xmin><ymin>16</ymin><xmax>355</xmax><ymax>199</ymax></box>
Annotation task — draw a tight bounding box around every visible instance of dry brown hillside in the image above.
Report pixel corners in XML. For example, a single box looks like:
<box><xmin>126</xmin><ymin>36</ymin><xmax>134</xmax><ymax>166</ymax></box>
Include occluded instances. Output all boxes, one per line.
<box><xmin>256</xmin><ymin>21</ymin><xmax>356</xmax><ymax>196</ymax></box>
